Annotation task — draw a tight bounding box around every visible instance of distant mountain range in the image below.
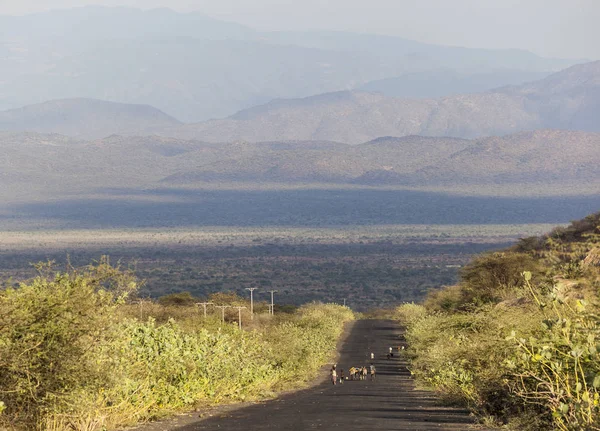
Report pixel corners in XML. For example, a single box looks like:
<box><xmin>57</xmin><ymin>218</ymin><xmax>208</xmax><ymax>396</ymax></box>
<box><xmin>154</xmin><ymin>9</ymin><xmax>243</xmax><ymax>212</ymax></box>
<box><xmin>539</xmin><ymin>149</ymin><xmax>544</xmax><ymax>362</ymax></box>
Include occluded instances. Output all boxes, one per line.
<box><xmin>1</xmin><ymin>129</ymin><xmax>598</xmax><ymax>205</ymax></box>
<box><xmin>1</xmin><ymin>60</ymin><xmax>599</xmax><ymax>142</ymax></box>
<box><xmin>161</xmin><ymin>130</ymin><xmax>600</xmax><ymax>188</ymax></box>
<box><xmin>0</xmin><ymin>6</ymin><xmax>582</xmax><ymax>121</ymax></box>
<box><xmin>0</xmin><ymin>99</ymin><xmax>181</xmax><ymax>139</ymax></box>
<box><xmin>356</xmin><ymin>69</ymin><xmax>550</xmax><ymax>98</ymax></box>
<box><xmin>169</xmin><ymin>61</ymin><xmax>600</xmax><ymax>143</ymax></box>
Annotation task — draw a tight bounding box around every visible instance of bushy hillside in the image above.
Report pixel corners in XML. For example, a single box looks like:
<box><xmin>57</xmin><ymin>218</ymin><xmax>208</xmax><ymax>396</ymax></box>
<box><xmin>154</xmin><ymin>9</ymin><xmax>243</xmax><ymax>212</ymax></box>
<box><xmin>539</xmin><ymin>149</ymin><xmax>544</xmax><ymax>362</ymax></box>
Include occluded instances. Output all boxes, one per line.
<box><xmin>1</xmin><ymin>130</ymin><xmax>599</xmax><ymax>206</ymax></box>
<box><xmin>397</xmin><ymin>212</ymin><xmax>600</xmax><ymax>429</ymax></box>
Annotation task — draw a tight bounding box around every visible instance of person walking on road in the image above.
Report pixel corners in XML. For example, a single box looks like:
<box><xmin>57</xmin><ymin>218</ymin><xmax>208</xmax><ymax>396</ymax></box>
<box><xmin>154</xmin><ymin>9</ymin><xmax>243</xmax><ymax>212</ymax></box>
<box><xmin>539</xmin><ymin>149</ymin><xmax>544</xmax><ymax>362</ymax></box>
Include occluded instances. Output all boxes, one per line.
<box><xmin>339</xmin><ymin>368</ymin><xmax>345</xmax><ymax>384</ymax></box>
<box><xmin>370</xmin><ymin>363</ymin><xmax>376</xmax><ymax>381</ymax></box>
<box><xmin>331</xmin><ymin>365</ymin><xmax>337</xmax><ymax>385</ymax></box>
<box><xmin>370</xmin><ymin>352</ymin><xmax>374</xmax><ymax>360</ymax></box>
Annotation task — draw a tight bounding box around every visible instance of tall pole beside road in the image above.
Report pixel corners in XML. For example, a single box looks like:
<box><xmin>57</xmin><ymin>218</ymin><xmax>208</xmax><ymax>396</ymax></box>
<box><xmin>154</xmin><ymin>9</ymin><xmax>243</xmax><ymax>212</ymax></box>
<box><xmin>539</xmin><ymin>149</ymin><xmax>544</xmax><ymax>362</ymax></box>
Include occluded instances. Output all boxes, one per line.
<box><xmin>233</xmin><ymin>306</ymin><xmax>247</xmax><ymax>329</ymax></box>
<box><xmin>268</xmin><ymin>290</ymin><xmax>278</xmax><ymax>315</ymax></box>
<box><xmin>196</xmin><ymin>302</ymin><xmax>213</xmax><ymax>318</ymax></box>
<box><xmin>245</xmin><ymin>288</ymin><xmax>258</xmax><ymax>319</ymax></box>
<box><xmin>214</xmin><ymin>305</ymin><xmax>230</xmax><ymax>323</ymax></box>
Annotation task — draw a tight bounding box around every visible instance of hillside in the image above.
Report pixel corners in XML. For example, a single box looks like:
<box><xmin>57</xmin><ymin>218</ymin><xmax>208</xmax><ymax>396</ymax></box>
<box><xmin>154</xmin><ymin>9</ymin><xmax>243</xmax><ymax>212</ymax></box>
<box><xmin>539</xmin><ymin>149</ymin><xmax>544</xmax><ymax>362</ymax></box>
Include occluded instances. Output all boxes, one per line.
<box><xmin>0</xmin><ymin>99</ymin><xmax>182</xmax><ymax>140</ymax></box>
<box><xmin>500</xmin><ymin>60</ymin><xmax>600</xmax><ymax>131</ymax></box>
<box><xmin>0</xmin><ymin>6</ymin><xmax>578</xmax><ymax>121</ymax></box>
<box><xmin>162</xmin><ymin>130</ymin><xmax>600</xmax><ymax>190</ymax></box>
<box><xmin>410</xmin><ymin>130</ymin><xmax>600</xmax><ymax>185</ymax></box>
<box><xmin>172</xmin><ymin>61</ymin><xmax>600</xmax><ymax>143</ymax></box>
<box><xmin>1</xmin><ymin>129</ymin><xmax>599</xmax><ymax>206</ymax></box>
<box><xmin>357</xmin><ymin>69</ymin><xmax>550</xmax><ymax>98</ymax></box>
<box><xmin>397</xmin><ymin>212</ymin><xmax>600</xmax><ymax>429</ymax></box>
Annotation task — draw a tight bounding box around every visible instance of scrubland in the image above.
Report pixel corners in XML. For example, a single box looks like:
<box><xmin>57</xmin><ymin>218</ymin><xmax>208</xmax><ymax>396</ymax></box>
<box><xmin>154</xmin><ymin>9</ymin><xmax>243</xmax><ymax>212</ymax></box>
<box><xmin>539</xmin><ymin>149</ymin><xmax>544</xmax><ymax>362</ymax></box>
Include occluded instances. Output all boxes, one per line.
<box><xmin>0</xmin><ymin>258</ymin><xmax>354</xmax><ymax>430</ymax></box>
<box><xmin>397</xmin><ymin>212</ymin><xmax>600</xmax><ymax>430</ymax></box>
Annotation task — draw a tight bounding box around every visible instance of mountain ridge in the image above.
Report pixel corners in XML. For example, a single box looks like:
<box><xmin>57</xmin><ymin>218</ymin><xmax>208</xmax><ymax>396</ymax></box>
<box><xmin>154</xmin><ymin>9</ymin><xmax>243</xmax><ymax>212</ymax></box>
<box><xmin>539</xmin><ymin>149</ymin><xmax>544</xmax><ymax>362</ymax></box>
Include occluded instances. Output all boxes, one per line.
<box><xmin>1</xmin><ymin>129</ymin><xmax>598</xmax><ymax>203</ymax></box>
<box><xmin>0</xmin><ymin>6</ymin><xmax>582</xmax><ymax>121</ymax></box>
<box><xmin>168</xmin><ymin>60</ymin><xmax>600</xmax><ymax>143</ymax></box>
<box><xmin>0</xmin><ymin>98</ymin><xmax>182</xmax><ymax>139</ymax></box>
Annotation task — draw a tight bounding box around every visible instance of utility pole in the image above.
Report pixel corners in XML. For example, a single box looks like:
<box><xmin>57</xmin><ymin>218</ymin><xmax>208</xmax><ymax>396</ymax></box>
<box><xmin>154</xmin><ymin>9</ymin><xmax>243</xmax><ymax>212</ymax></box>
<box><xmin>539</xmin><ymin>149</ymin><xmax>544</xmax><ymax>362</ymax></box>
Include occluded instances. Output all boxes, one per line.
<box><xmin>195</xmin><ymin>302</ymin><xmax>213</xmax><ymax>318</ymax></box>
<box><xmin>233</xmin><ymin>306</ymin><xmax>247</xmax><ymax>329</ymax></box>
<box><xmin>343</xmin><ymin>298</ymin><xmax>346</xmax><ymax>307</ymax></box>
<box><xmin>268</xmin><ymin>290</ymin><xmax>278</xmax><ymax>315</ymax></box>
<box><xmin>245</xmin><ymin>288</ymin><xmax>258</xmax><ymax>319</ymax></box>
<box><xmin>134</xmin><ymin>299</ymin><xmax>145</xmax><ymax>320</ymax></box>
<box><xmin>214</xmin><ymin>305</ymin><xmax>230</xmax><ymax>323</ymax></box>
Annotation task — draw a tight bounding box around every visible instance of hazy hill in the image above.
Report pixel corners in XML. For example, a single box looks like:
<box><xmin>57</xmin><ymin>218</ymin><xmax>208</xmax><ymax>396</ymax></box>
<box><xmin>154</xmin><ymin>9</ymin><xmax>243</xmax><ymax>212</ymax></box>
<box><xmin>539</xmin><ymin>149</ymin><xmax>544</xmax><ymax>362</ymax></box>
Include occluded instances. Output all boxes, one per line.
<box><xmin>416</xmin><ymin>129</ymin><xmax>599</xmax><ymax>189</ymax></box>
<box><xmin>0</xmin><ymin>6</ymin><xmax>579</xmax><ymax>121</ymax></box>
<box><xmin>410</xmin><ymin>130</ymin><xmax>600</xmax><ymax>185</ymax></box>
<box><xmin>0</xmin><ymin>99</ymin><xmax>182</xmax><ymax>139</ymax></box>
<box><xmin>499</xmin><ymin>60</ymin><xmax>600</xmax><ymax>131</ymax></box>
<box><xmin>172</xmin><ymin>61</ymin><xmax>600</xmax><ymax>143</ymax></box>
<box><xmin>4</xmin><ymin>129</ymin><xmax>595</xmax><ymax>198</ymax></box>
<box><xmin>169</xmin><ymin>90</ymin><xmax>534</xmax><ymax>143</ymax></box>
<box><xmin>357</xmin><ymin>69</ymin><xmax>550</xmax><ymax>98</ymax></box>
<box><xmin>161</xmin><ymin>130</ymin><xmax>600</xmax><ymax>189</ymax></box>
<box><xmin>261</xmin><ymin>31</ymin><xmax>576</xmax><ymax>72</ymax></box>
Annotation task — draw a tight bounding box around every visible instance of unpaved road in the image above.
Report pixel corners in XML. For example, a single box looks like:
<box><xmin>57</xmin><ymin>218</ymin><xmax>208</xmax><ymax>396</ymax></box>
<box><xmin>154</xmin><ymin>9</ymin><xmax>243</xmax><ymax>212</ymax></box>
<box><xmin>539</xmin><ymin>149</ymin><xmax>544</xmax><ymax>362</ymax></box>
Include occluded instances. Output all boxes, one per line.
<box><xmin>146</xmin><ymin>319</ymin><xmax>479</xmax><ymax>431</ymax></box>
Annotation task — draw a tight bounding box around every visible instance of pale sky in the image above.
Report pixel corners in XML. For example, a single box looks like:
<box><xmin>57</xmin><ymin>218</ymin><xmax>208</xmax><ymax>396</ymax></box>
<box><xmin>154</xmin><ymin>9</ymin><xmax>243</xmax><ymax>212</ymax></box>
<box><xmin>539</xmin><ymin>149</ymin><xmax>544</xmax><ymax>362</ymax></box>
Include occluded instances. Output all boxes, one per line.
<box><xmin>0</xmin><ymin>0</ymin><xmax>598</xmax><ymax>59</ymax></box>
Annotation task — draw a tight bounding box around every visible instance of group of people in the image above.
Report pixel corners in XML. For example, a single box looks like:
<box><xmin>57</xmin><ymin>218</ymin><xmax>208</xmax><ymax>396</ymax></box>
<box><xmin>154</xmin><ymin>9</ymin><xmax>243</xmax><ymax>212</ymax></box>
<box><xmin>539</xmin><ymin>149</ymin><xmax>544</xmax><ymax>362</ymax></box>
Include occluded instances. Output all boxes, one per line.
<box><xmin>330</xmin><ymin>363</ymin><xmax>376</xmax><ymax>385</ymax></box>
<box><xmin>330</xmin><ymin>347</ymin><xmax>403</xmax><ymax>385</ymax></box>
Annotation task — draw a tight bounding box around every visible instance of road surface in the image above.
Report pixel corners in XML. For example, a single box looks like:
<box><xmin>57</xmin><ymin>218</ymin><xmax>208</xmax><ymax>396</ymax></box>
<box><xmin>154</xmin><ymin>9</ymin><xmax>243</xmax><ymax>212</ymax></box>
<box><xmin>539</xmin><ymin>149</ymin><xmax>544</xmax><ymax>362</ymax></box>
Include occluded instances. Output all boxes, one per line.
<box><xmin>149</xmin><ymin>319</ymin><xmax>480</xmax><ymax>431</ymax></box>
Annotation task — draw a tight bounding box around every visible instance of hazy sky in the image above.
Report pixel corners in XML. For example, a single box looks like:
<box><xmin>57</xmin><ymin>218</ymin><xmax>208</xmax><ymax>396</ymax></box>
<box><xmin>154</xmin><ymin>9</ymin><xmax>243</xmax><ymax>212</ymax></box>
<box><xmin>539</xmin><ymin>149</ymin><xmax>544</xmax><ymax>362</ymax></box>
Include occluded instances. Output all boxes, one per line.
<box><xmin>1</xmin><ymin>0</ymin><xmax>598</xmax><ymax>59</ymax></box>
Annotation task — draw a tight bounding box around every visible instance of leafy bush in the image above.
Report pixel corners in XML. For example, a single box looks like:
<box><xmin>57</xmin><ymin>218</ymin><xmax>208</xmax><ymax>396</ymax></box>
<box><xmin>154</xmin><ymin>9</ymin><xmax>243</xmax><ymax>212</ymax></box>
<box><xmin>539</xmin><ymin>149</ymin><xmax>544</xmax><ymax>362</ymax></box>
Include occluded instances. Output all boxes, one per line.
<box><xmin>0</xmin><ymin>262</ymin><xmax>354</xmax><ymax>431</ymax></box>
<box><xmin>398</xmin><ymin>213</ymin><xmax>600</xmax><ymax>430</ymax></box>
<box><xmin>0</xmin><ymin>258</ymin><xmax>137</xmax><ymax>428</ymax></box>
<box><xmin>506</xmin><ymin>272</ymin><xmax>600</xmax><ymax>430</ymax></box>
<box><xmin>157</xmin><ymin>291</ymin><xmax>198</xmax><ymax>306</ymax></box>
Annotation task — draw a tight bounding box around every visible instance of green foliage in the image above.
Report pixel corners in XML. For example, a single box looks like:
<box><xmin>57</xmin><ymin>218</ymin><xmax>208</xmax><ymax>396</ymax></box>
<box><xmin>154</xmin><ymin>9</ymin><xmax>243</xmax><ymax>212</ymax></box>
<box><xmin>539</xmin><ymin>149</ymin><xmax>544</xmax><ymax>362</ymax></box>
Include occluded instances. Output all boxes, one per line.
<box><xmin>457</xmin><ymin>252</ymin><xmax>541</xmax><ymax>307</ymax></box>
<box><xmin>0</xmin><ymin>262</ymin><xmax>354</xmax><ymax>431</ymax></box>
<box><xmin>0</xmin><ymin>257</ymin><xmax>138</xmax><ymax>428</ymax></box>
<box><xmin>505</xmin><ymin>273</ymin><xmax>600</xmax><ymax>430</ymax></box>
<box><xmin>398</xmin><ymin>213</ymin><xmax>600</xmax><ymax>430</ymax></box>
<box><xmin>157</xmin><ymin>291</ymin><xmax>198</xmax><ymax>306</ymax></box>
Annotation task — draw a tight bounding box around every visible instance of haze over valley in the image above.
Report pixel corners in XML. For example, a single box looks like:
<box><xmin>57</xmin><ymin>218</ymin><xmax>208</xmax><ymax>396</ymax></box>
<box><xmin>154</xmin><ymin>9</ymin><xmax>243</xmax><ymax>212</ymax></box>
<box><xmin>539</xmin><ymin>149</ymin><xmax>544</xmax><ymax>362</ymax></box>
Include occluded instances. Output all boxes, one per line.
<box><xmin>0</xmin><ymin>4</ymin><xmax>598</xmax><ymax>306</ymax></box>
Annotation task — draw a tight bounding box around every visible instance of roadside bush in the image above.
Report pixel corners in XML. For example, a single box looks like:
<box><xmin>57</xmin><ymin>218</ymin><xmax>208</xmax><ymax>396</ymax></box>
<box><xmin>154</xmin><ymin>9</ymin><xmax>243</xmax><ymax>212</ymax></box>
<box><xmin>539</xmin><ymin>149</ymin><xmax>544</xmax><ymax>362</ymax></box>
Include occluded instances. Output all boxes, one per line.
<box><xmin>457</xmin><ymin>252</ymin><xmax>541</xmax><ymax>307</ymax></box>
<box><xmin>506</xmin><ymin>272</ymin><xmax>600</xmax><ymax>430</ymax></box>
<box><xmin>0</xmin><ymin>263</ymin><xmax>354</xmax><ymax>431</ymax></box>
<box><xmin>0</xmin><ymin>258</ymin><xmax>138</xmax><ymax>429</ymax></box>
<box><xmin>398</xmin><ymin>213</ymin><xmax>600</xmax><ymax>430</ymax></box>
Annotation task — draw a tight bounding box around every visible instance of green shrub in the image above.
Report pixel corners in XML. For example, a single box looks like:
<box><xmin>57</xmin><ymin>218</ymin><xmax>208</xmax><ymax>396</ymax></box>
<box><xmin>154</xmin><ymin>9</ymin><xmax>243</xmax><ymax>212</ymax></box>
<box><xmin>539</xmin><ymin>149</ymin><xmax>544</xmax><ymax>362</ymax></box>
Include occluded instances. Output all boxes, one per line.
<box><xmin>458</xmin><ymin>252</ymin><xmax>541</xmax><ymax>307</ymax></box>
<box><xmin>0</xmin><ymin>262</ymin><xmax>354</xmax><ymax>431</ymax></box>
<box><xmin>506</xmin><ymin>272</ymin><xmax>600</xmax><ymax>430</ymax></box>
<box><xmin>399</xmin><ymin>212</ymin><xmax>600</xmax><ymax>430</ymax></box>
<box><xmin>157</xmin><ymin>291</ymin><xmax>198</xmax><ymax>306</ymax></box>
<box><xmin>0</xmin><ymin>258</ymin><xmax>137</xmax><ymax>428</ymax></box>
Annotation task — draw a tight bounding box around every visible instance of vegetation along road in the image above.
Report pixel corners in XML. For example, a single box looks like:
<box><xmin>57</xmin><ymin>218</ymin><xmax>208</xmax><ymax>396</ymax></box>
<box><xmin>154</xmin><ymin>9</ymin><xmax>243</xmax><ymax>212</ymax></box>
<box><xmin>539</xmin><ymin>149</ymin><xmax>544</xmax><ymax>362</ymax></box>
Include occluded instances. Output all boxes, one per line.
<box><xmin>147</xmin><ymin>320</ymin><xmax>479</xmax><ymax>430</ymax></box>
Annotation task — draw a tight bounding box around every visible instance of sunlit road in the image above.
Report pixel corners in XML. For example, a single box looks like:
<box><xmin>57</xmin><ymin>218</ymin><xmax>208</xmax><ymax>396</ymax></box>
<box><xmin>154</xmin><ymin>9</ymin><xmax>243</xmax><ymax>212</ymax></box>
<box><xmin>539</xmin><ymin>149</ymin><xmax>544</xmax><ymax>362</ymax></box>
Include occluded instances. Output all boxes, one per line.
<box><xmin>170</xmin><ymin>320</ymin><xmax>478</xmax><ymax>431</ymax></box>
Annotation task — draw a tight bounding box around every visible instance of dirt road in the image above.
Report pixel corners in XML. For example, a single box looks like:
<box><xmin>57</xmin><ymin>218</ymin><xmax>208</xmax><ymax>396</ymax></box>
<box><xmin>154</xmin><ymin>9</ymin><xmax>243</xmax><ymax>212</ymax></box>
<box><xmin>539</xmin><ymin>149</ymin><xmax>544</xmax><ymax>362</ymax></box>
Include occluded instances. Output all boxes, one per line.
<box><xmin>152</xmin><ymin>319</ymin><xmax>479</xmax><ymax>431</ymax></box>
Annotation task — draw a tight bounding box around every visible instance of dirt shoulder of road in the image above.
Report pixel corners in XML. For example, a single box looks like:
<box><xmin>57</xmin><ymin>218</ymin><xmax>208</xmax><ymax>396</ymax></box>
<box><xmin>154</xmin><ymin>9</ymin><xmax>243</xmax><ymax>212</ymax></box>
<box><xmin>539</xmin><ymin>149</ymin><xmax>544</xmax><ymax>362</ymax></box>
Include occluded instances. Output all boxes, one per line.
<box><xmin>124</xmin><ymin>319</ymin><xmax>357</xmax><ymax>431</ymax></box>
